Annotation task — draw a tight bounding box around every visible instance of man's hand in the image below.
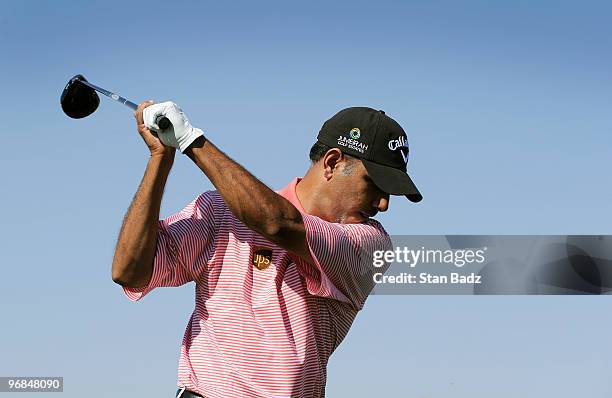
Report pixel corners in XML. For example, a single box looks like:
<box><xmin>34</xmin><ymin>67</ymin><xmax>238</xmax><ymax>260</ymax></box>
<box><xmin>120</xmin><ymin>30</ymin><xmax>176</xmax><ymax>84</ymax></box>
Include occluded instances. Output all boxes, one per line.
<box><xmin>142</xmin><ymin>101</ymin><xmax>204</xmax><ymax>153</ymax></box>
<box><xmin>135</xmin><ymin>100</ymin><xmax>176</xmax><ymax>159</ymax></box>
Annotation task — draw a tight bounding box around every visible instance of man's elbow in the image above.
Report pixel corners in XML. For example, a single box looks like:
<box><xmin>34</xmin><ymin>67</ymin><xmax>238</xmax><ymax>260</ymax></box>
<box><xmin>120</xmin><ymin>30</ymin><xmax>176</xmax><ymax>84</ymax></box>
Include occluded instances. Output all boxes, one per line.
<box><xmin>111</xmin><ymin>267</ymin><xmax>130</xmax><ymax>286</ymax></box>
<box><xmin>112</xmin><ymin>272</ymin><xmax>149</xmax><ymax>288</ymax></box>
<box><xmin>260</xmin><ymin>219</ymin><xmax>283</xmax><ymax>237</ymax></box>
<box><xmin>261</xmin><ymin>212</ymin><xmax>302</xmax><ymax>241</ymax></box>
<box><xmin>111</xmin><ymin>260</ymin><xmax>149</xmax><ymax>288</ymax></box>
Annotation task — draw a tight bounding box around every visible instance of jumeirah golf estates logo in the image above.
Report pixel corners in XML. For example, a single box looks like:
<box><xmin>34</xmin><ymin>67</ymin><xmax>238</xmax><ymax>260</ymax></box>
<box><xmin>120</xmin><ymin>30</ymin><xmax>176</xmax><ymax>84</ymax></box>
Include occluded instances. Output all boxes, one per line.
<box><xmin>349</xmin><ymin>128</ymin><xmax>361</xmax><ymax>140</ymax></box>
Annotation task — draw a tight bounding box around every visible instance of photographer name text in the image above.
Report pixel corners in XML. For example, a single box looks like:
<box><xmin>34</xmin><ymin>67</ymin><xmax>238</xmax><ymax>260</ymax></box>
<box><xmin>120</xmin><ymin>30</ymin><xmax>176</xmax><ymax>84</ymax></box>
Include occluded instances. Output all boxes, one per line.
<box><xmin>373</xmin><ymin>272</ymin><xmax>482</xmax><ymax>285</ymax></box>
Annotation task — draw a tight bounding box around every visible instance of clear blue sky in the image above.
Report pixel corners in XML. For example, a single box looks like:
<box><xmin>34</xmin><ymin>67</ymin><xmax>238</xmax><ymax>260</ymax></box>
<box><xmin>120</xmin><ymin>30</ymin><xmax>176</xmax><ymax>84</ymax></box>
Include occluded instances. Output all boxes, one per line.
<box><xmin>1</xmin><ymin>1</ymin><xmax>611</xmax><ymax>397</ymax></box>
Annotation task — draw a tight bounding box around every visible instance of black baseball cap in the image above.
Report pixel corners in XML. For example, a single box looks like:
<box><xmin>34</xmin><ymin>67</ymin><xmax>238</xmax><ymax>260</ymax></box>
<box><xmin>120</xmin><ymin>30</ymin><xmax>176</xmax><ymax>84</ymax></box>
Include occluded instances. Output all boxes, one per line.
<box><xmin>317</xmin><ymin>107</ymin><xmax>422</xmax><ymax>203</ymax></box>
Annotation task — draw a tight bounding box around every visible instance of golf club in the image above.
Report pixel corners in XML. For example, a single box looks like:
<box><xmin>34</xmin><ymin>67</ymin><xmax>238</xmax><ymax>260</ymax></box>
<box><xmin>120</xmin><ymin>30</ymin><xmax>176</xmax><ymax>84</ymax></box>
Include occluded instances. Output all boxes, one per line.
<box><xmin>61</xmin><ymin>74</ymin><xmax>171</xmax><ymax>129</ymax></box>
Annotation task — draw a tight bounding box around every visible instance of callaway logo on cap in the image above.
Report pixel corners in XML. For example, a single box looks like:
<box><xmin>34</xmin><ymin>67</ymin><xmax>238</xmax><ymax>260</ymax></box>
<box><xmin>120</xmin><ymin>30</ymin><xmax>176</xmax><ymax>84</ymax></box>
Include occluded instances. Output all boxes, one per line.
<box><xmin>317</xmin><ymin>107</ymin><xmax>422</xmax><ymax>203</ymax></box>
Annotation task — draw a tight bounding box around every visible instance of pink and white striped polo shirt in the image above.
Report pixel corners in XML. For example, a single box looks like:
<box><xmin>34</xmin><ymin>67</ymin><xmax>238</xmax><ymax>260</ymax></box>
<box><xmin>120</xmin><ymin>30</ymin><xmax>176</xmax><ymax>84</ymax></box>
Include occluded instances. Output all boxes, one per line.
<box><xmin>123</xmin><ymin>178</ymin><xmax>392</xmax><ymax>398</ymax></box>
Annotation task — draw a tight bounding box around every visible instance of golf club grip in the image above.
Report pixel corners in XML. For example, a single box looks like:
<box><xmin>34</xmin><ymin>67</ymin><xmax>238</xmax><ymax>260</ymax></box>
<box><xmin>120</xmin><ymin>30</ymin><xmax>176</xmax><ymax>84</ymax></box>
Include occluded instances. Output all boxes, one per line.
<box><xmin>157</xmin><ymin>116</ymin><xmax>171</xmax><ymax>130</ymax></box>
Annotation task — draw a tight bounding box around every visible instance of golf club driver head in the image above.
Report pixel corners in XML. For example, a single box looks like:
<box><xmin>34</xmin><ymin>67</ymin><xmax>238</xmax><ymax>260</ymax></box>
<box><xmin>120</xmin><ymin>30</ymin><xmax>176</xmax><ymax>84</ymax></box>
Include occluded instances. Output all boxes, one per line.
<box><xmin>61</xmin><ymin>75</ymin><xmax>100</xmax><ymax>119</ymax></box>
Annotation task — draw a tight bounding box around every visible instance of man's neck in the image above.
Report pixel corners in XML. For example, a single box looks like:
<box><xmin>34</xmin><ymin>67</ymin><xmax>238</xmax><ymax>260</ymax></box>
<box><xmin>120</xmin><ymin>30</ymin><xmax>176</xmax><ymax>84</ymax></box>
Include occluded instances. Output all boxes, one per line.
<box><xmin>295</xmin><ymin>168</ymin><xmax>327</xmax><ymax>219</ymax></box>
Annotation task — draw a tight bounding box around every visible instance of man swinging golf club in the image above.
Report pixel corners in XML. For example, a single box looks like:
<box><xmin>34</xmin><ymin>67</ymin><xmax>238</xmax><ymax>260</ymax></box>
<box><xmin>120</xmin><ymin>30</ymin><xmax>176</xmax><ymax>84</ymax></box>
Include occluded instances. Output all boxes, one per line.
<box><xmin>112</xmin><ymin>100</ymin><xmax>422</xmax><ymax>398</ymax></box>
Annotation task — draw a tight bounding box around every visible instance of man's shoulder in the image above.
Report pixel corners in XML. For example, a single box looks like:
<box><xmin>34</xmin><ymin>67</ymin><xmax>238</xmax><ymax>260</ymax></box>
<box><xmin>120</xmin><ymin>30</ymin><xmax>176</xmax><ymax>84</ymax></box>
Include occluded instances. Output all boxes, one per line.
<box><xmin>182</xmin><ymin>190</ymin><xmax>228</xmax><ymax>221</ymax></box>
<box><xmin>344</xmin><ymin>218</ymin><xmax>389</xmax><ymax>237</ymax></box>
<box><xmin>302</xmin><ymin>214</ymin><xmax>390</xmax><ymax>247</ymax></box>
<box><xmin>365</xmin><ymin>218</ymin><xmax>387</xmax><ymax>233</ymax></box>
<box><xmin>194</xmin><ymin>190</ymin><xmax>224</xmax><ymax>206</ymax></box>
<box><xmin>342</xmin><ymin>218</ymin><xmax>392</xmax><ymax>250</ymax></box>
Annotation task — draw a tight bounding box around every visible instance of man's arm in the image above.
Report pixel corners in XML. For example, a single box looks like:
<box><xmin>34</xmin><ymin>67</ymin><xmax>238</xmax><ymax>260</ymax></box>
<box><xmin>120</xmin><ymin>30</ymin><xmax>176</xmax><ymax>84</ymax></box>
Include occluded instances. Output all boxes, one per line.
<box><xmin>111</xmin><ymin>155</ymin><xmax>173</xmax><ymax>287</ymax></box>
<box><xmin>184</xmin><ymin>137</ymin><xmax>313</xmax><ymax>264</ymax></box>
<box><xmin>111</xmin><ymin>101</ymin><xmax>176</xmax><ymax>287</ymax></box>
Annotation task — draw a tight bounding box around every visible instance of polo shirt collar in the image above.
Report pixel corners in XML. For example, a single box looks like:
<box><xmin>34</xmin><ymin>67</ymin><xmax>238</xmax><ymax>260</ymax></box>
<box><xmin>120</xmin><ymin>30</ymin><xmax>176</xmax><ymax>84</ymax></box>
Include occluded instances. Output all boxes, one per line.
<box><xmin>278</xmin><ymin>178</ymin><xmax>306</xmax><ymax>213</ymax></box>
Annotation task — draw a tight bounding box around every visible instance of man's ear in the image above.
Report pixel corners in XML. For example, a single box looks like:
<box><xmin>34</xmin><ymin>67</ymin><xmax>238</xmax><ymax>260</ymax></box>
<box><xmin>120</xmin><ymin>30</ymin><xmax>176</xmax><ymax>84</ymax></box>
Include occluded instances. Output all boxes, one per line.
<box><xmin>322</xmin><ymin>148</ymin><xmax>344</xmax><ymax>180</ymax></box>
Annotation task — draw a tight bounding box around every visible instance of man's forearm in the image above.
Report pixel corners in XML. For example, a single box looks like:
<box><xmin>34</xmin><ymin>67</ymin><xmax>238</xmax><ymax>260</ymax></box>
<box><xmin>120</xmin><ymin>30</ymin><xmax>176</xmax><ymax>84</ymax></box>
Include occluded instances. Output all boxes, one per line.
<box><xmin>184</xmin><ymin>137</ymin><xmax>305</xmax><ymax>248</ymax></box>
<box><xmin>112</xmin><ymin>155</ymin><xmax>173</xmax><ymax>287</ymax></box>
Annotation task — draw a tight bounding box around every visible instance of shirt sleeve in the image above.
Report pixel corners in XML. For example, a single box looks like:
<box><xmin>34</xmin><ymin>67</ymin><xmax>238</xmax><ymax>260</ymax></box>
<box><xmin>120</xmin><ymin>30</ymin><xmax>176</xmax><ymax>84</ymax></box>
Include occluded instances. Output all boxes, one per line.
<box><xmin>123</xmin><ymin>191</ymin><xmax>220</xmax><ymax>301</ymax></box>
<box><xmin>291</xmin><ymin>214</ymin><xmax>393</xmax><ymax>310</ymax></box>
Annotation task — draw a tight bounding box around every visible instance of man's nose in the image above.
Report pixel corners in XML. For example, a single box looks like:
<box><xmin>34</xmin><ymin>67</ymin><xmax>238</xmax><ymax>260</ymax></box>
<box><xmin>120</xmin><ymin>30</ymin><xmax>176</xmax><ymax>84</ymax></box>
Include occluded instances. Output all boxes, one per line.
<box><xmin>374</xmin><ymin>194</ymin><xmax>390</xmax><ymax>212</ymax></box>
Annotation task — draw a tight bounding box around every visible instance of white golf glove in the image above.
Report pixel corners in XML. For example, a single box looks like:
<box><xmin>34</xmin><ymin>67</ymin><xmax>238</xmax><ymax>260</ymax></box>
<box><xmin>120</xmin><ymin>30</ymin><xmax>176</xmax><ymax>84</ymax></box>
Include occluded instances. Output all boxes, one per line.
<box><xmin>143</xmin><ymin>101</ymin><xmax>204</xmax><ymax>153</ymax></box>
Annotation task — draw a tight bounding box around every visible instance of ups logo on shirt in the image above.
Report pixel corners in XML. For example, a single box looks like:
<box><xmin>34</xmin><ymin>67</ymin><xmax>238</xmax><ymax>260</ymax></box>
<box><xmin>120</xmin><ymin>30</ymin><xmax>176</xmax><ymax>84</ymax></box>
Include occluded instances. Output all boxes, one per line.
<box><xmin>252</xmin><ymin>247</ymin><xmax>273</xmax><ymax>271</ymax></box>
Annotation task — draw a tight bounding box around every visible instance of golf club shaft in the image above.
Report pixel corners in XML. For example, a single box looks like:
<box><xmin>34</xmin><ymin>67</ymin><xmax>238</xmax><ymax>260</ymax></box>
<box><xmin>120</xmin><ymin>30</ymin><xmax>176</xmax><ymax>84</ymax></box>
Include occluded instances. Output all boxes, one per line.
<box><xmin>78</xmin><ymin>80</ymin><xmax>171</xmax><ymax>129</ymax></box>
